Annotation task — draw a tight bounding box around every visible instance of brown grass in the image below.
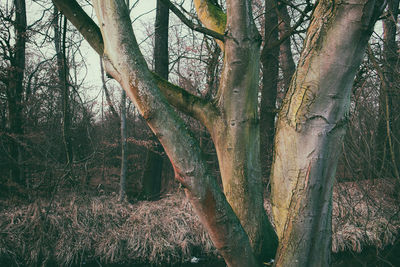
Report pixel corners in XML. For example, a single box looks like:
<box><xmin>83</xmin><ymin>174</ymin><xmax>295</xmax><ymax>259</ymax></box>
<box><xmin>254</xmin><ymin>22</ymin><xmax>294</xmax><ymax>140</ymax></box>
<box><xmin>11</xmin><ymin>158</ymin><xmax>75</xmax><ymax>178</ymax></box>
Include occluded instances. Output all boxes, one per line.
<box><xmin>0</xmin><ymin>179</ymin><xmax>399</xmax><ymax>266</ymax></box>
<box><xmin>0</xmin><ymin>192</ymin><xmax>217</xmax><ymax>266</ymax></box>
<box><xmin>332</xmin><ymin>178</ymin><xmax>400</xmax><ymax>253</ymax></box>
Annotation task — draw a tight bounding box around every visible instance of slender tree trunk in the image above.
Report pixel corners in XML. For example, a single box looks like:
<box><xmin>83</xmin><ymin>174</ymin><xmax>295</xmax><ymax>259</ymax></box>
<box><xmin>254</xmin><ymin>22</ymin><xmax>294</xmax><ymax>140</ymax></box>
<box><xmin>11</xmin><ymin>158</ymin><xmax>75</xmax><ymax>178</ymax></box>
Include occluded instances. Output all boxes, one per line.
<box><xmin>142</xmin><ymin>0</ymin><xmax>169</xmax><ymax>200</ymax></box>
<box><xmin>119</xmin><ymin>90</ymin><xmax>127</xmax><ymax>201</ymax></box>
<box><xmin>100</xmin><ymin>56</ymin><xmax>119</xmax><ymax>120</ymax></box>
<box><xmin>54</xmin><ymin>9</ymin><xmax>73</xmax><ymax>165</ymax></box>
<box><xmin>260</xmin><ymin>0</ymin><xmax>279</xmax><ymax>185</ymax></box>
<box><xmin>375</xmin><ymin>0</ymin><xmax>400</xmax><ymax>180</ymax></box>
<box><xmin>7</xmin><ymin>0</ymin><xmax>26</xmax><ymax>184</ymax></box>
<box><xmin>277</xmin><ymin>1</ymin><xmax>296</xmax><ymax>92</ymax></box>
<box><xmin>270</xmin><ymin>0</ymin><xmax>384</xmax><ymax>265</ymax></box>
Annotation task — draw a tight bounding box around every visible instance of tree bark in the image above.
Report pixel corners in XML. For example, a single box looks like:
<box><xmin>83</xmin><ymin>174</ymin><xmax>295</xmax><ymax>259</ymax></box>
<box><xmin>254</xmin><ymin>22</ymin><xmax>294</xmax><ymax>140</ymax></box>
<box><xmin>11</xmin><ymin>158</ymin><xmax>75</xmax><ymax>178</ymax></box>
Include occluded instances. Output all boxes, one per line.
<box><xmin>260</xmin><ymin>0</ymin><xmax>279</xmax><ymax>185</ymax></box>
<box><xmin>270</xmin><ymin>0</ymin><xmax>384</xmax><ymax>266</ymax></box>
<box><xmin>142</xmin><ymin>0</ymin><xmax>169</xmax><ymax>200</ymax></box>
<box><xmin>193</xmin><ymin>0</ymin><xmax>278</xmax><ymax>260</ymax></box>
<box><xmin>52</xmin><ymin>0</ymin><xmax>384</xmax><ymax>265</ymax></box>
<box><xmin>92</xmin><ymin>1</ymin><xmax>259</xmax><ymax>265</ymax></box>
<box><xmin>7</xmin><ymin>0</ymin><xmax>26</xmax><ymax>184</ymax></box>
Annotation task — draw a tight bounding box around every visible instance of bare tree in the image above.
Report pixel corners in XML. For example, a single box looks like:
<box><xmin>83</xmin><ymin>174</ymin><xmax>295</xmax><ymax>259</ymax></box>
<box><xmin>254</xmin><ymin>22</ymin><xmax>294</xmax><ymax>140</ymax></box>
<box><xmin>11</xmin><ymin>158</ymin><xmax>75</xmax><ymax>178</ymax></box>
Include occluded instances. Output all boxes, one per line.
<box><xmin>53</xmin><ymin>8</ymin><xmax>73</xmax><ymax>166</ymax></box>
<box><xmin>3</xmin><ymin>0</ymin><xmax>27</xmax><ymax>184</ymax></box>
<box><xmin>52</xmin><ymin>0</ymin><xmax>385</xmax><ymax>266</ymax></box>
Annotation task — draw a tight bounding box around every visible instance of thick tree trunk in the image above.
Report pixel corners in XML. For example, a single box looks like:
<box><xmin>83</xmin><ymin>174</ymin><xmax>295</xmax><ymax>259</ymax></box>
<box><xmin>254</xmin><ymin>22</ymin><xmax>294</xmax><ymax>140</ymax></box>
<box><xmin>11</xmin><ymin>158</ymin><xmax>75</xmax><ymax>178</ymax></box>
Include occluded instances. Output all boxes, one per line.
<box><xmin>54</xmin><ymin>0</ymin><xmax>384</xmax><ymax>265</ymax></box>
<box><xmin>7</xmin><ymin>0</ymin><xmax>26</xmax><ymax>184</ymax></box>
<box><xmin>142</xmin><ymin>0</ymin><xmax>169</xmax><ymax>200</ymax></box>
<box><xmin>91</xmin><ymin>1</ymin><xmax>259</xmax><ymax>265</ymax></box>
<box><xmin>270</xmin><ymin>0</ymin><xmax>384</xmax><ymax>266</ymax></box>
<box><xmin>260</xmin><ymin>0</ymin><xmax>279</xmax><ymax>184</ymax></box>
<box><xmin>203</xmin><ymin>0</ymin><xmax>278</xmax><ymax>260</ymax></box>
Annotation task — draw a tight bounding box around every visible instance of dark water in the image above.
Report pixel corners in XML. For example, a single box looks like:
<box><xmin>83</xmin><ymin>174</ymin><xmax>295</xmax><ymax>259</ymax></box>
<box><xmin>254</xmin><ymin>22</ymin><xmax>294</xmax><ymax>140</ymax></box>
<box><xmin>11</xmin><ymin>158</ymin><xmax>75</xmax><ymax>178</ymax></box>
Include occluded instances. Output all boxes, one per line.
<box><xmin>77</xmin><ymin>260</ymin><xmax>226</xmax><ymax>267</ymax></box>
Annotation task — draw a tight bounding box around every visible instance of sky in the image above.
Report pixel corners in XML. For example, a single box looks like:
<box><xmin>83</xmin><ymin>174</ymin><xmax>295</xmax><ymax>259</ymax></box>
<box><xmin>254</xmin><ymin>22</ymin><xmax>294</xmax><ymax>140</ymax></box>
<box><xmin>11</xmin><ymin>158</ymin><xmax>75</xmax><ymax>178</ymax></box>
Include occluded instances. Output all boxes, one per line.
<box><xmin>83</xmin><ymin>1</ymin><xmax>158</xmax><ymax>92</ymax></box>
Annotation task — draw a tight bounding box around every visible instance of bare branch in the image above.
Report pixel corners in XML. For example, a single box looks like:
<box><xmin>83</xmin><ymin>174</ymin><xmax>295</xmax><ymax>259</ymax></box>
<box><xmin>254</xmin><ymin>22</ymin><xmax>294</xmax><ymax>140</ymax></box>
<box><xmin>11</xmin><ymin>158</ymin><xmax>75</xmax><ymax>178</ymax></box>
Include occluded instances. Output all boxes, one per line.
<box><xmin>159</xmin><ymin>0</ymin><xmax>225</xmax><ymax>41</ymax></box>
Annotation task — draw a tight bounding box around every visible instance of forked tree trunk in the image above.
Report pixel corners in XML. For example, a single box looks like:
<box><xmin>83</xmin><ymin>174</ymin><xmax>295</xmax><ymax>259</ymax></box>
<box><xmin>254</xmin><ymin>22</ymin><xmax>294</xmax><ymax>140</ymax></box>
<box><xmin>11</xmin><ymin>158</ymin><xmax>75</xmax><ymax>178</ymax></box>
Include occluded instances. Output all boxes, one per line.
<box><xmin>53</xmin><ymin>0</ymin><xmax>384</xmax><ymax>266</ymax></box>
<box><xmin>270</xmin><ymin>0</ymin><xmax>384</xmax><ymax>266</ymax></box>
<box><xmin>92</xmin><ymin>1</ymin><xmax>260</xmax><ymax>265</ymax></box>
<box><xmin>193</xmin><ymin>0</ymin><xmax>278</xmax><ymax>260</ymax></box>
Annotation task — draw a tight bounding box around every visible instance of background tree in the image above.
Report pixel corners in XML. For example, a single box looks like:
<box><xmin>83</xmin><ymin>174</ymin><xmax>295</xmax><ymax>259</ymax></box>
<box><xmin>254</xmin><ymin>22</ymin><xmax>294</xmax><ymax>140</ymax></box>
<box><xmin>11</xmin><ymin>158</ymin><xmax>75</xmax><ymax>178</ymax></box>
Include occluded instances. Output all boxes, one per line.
<box><xmin>142</xmin><ymin>0</ymin><xmax>170</xmax><ymax>200</ymax></box>
<box><xmin>3</xmin><ymin>0</ymin><xmax>27</xmax><ymax>185</ymax></box>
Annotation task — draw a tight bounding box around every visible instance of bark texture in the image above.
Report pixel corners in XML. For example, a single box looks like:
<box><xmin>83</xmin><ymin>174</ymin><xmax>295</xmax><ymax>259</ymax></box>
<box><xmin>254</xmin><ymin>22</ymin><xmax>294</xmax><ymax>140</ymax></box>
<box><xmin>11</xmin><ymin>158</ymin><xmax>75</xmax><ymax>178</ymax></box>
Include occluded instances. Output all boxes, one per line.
<box><xmin>92</xmin><ymin>1</ymin><xmax>259</xmax><ymax>265</ymax></box>
<box><xmin>270</xmin><ymin>0</ymin><xmax>384</xmax><ymax>266</ymax></box>
<box><xmin>202</xmin><ymin>0</ymin><xmax>278</xmax><ymax>260</ymax></box>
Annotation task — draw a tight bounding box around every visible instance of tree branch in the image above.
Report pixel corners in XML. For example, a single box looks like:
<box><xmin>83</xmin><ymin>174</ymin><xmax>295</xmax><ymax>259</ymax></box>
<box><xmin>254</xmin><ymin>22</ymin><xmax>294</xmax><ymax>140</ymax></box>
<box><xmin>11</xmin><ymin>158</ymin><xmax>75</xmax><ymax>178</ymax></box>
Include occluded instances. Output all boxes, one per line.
<box><xmin>160</xmin><ymin>0</ymin><xmax>225</xmax><ymax>41</ymax></box>
<box><xmin>152</xmin><ymin>73</ymin><xmax>219</xmax><ymax>129</ymax></box>
<box><xmin>52</xmin><ymin>0</ymin><xmax>219</xmax><ymax>127</ymax></box>
<box><xmin>52</xmin><ymin>0</ymin><xmax>104</xmax><ymax>55</ymax></box>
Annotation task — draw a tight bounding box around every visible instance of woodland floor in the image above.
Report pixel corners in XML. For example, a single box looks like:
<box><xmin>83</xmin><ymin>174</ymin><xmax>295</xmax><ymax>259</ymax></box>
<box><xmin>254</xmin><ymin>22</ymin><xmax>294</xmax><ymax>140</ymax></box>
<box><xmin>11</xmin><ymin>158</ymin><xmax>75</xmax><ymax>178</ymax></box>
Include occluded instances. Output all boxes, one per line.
<box><xmin>0</xmin><ymin>173</ymin><xmax>399</xmax><ymax>267</ymax></box>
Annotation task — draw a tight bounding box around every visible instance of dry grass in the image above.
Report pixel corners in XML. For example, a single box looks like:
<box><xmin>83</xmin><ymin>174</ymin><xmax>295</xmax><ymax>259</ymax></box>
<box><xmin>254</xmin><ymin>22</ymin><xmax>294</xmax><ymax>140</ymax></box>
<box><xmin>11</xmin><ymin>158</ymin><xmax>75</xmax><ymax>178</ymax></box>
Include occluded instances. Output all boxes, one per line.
<box><xmin>1</xmin><ymin>179</ymin><xmax>399</xmax><ymax>266</ymax></box>
<box><xmin>332</xmin><ymin>178</ymin><xmax>400</xmax><ymax>253</ymax></box>
<box><xmin>0</xmin><ymin>192</ymin><xmax>217</xmax><ymax>266</ymax></box>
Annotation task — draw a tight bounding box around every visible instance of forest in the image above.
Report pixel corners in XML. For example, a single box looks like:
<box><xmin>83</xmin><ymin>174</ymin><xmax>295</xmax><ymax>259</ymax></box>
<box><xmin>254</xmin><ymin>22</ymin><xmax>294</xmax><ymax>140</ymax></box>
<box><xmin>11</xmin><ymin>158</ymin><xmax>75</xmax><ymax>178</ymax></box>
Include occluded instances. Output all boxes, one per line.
<box><xmin>0</xmin><ymin>0</ymin><xmax>399</xmax><ymax>266</ymax></box>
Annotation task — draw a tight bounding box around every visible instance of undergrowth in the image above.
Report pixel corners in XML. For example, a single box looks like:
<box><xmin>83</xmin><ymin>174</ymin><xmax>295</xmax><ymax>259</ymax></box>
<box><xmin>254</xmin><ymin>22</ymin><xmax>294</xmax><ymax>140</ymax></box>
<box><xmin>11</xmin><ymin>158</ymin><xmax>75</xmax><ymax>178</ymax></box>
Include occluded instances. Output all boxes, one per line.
<box><xmin>0</xmin><ymin>192</ymin><xmax>218</xmax><ymax>266</ymax></box>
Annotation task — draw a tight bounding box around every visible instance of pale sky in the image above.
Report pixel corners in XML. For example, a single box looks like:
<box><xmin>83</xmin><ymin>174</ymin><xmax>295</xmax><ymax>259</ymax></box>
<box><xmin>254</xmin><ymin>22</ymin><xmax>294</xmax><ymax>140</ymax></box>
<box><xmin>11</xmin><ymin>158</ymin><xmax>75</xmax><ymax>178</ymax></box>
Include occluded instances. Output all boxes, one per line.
<box><xmin>84</xmin><ymin>1</ymin><xmax>158</xmax><ymax>91</ymax></box>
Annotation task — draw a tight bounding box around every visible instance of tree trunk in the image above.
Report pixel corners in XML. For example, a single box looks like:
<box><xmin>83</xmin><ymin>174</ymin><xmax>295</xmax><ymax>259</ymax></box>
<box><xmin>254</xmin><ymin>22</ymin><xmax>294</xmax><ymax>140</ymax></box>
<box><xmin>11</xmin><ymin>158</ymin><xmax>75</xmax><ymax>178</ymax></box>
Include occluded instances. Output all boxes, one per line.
<box><xmin>92</xmin><ymin>1</ymin><xmax>260</xmax><ymax>265</ymax></box>
<box><xmin>119</xmin><ymin>90</ymin><xmax>127</xmax><ymax>201</ymax></box>
<box><xmin>53</xmin><ymin>0</ymin><xmax>384</xmax><ymax>265</ymax></box>
<box><xmin>54</xmin><ymin>9</ymin><xmax>73</xmax><ymax>165</ymax></box>
<box><xmin>7</xmin><ymin>0</ymin><xmax>26</xmax><ymax>184</ymax></box>
<box><xmin>270</xmin><ymin>0</ymin><xmax>384</xmax><ymax>266</ymax></box>
<box><xmin>375</xmin><ymin>0</ymin><xmax>400</xmax><ymax>180</ymax></box>
<box><xmin>277</xmin><ymin>1</ymin><xmax>296</xmax><ymax>92</ymax></box>
<box><xmin>260</xmin><ymin>0</ymin><xmax>279</xmax><ymax>185</ymax></box>
<box><xmin>194</xmin><ymin>0</ymin><xmax>278</xmax><ymax>260</ymax></box>
<box><xmin>142</xmin><ymin>0</ymin><xmax>169</xmax><ymax>200</ymax></box>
